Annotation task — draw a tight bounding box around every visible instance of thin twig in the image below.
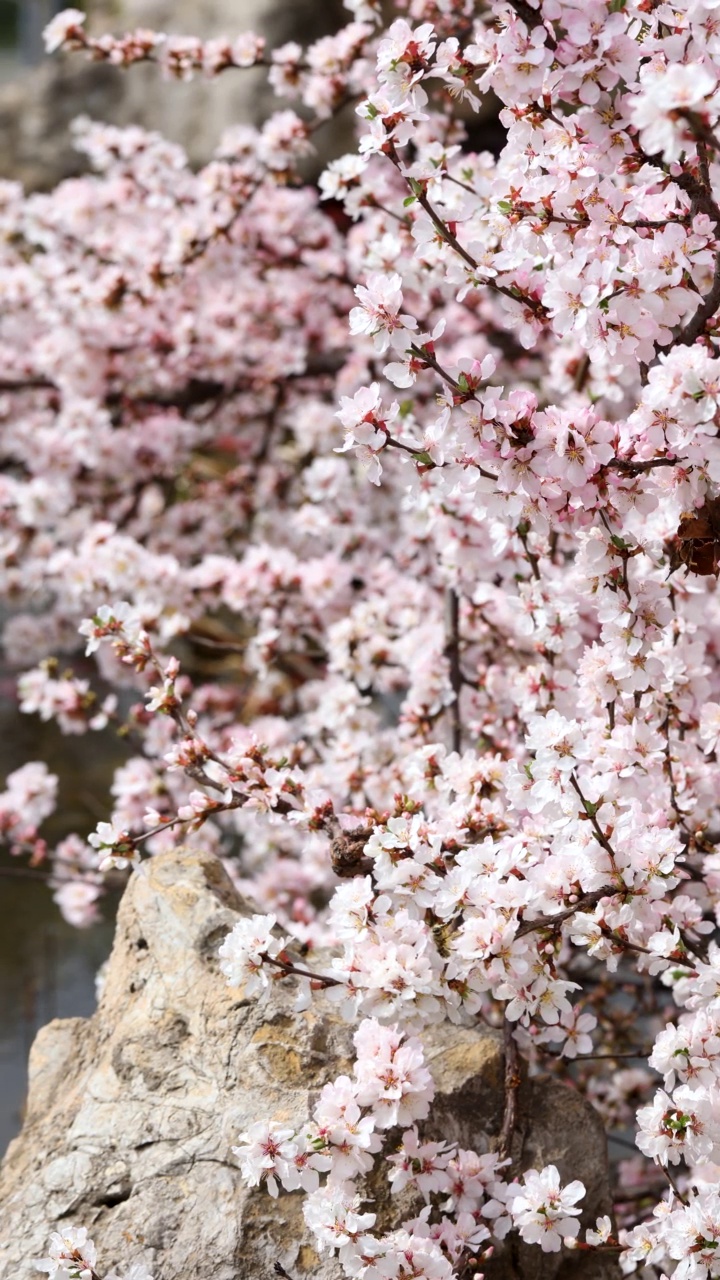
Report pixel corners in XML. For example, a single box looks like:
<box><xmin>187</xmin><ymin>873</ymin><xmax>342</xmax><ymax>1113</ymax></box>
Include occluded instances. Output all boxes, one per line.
<box><xmin>569</xmin><ymin>773</ymin><xmax>617</xmax><ymax>860</ymax></box>
<box><xmin>541</xmin><ymin>1048</ymin><xmax>653</xmax><ymax>1060</ymax></box>
<box><xmin>263</xmin><ymin>952</ymin><xmax>343</xmax><ymax>988</ymax></box>
<box><xmin>572</xmin><ymin>353</ymin><xmax>591</xmax><ymax>393</ymax></box>
<box><xmin>402</xmin><ymin>173</ymin><xmax>480</xmax><ymax>273</ymax></box>
<box><xmin>660</xmin><ymin>1163</ymin><xmax>689</xmax><ymax>1206</ymax></box>
<box><xmin>504</xmin><ymin>0</ymin><xmax>558</xmax><ymax>50</ymax></box>
<box><xmin>606</xmin><ymin>456</ymin><xmax>678</xmax><ymax>474</ymax></box>
<box><xmin>517</xmin><ymin>522</ymin><xmax>541</xmax><ymax>580</ymax></box>
<box><xmin>445</xmin><ymin>587</ymin><xmax>463</xmax><ymax>753</ymax></box>
<box><xmin>0</xmin><ymin>376</ymin><xmax>56</xmax><ymax>392</ymax></box>
<box><xmin>515</xmin><ymin>885</ymin><xmax>617</xmax><ymax>938</ymax></box>
<box><xmin>408</xmin><ymin>342</ymin><xmax>464</xmax><ymax>394</ymax></box>
<box><xmin>0</xmin><ymin>864</ymin><xmax>55</xmax><ymax>881</ymax></box>
<box><xmin>497</xmin><ymin>1020</ymin><xmax>521</xmax><ymax>1161</ymax></box>
<box><xmin>675</xmin><ymin>250</ymin><xmax>720</xmax><ymax>347</ymax></box>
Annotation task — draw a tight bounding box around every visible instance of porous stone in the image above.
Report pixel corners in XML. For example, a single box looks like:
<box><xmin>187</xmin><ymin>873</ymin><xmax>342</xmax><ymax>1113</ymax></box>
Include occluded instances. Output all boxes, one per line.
<box><xmin>0</xmin><ymin>848</ymin><xmax>618</xmax><ymax>1280</ymax></box>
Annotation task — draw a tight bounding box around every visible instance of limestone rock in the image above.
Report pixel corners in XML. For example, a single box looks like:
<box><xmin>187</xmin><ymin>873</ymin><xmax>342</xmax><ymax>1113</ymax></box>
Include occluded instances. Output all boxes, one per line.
<box><xmin>0</xmin><ymin>59</ymin><xmax>124</xmax><ymax>190</ymax></box>
<box><xmin>0</xmin><ymin>849</ymin><xmax>618</xmax><ymax>1280</ymax></box>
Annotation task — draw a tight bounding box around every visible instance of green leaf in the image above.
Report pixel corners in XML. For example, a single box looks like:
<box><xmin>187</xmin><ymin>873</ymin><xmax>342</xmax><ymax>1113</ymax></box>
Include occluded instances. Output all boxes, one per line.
<box><xmin>403</xmin><ymin>195</ymin><xmax>416</xmax><ymax>207</ymax></box>
<box><xmin>497</xmin><ymin>199</ymin><xmax>513</xmax><ymax>213</ymax></box>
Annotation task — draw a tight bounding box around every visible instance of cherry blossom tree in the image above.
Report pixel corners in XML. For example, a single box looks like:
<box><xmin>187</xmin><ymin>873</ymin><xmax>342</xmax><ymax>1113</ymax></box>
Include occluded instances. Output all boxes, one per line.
<box><xmin>4</xmin><ymin>0</ymin><xmax>720</xmax><ymax>1275</ymax></box>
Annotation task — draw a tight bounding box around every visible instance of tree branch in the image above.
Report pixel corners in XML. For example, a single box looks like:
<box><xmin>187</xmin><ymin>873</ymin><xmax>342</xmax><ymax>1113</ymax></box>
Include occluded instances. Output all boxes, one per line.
<box><xmin>674</xmin><ymin>250</ymin><xmax>720</xmax><ymax>347</ymax></box>
<box><xmin>515</xmin><ymin>885</ymin><xmax>618</xmax><ymax>938</ymax></box>
<box><xmin>445</xmin><ymin>587</ymin><xmax>463</xmax><ymax>753</ymax></box>
<box><xmin>497</xmin><ymin>1019</ymin><xmax>521</xmax><ymax>1161</ymax></box>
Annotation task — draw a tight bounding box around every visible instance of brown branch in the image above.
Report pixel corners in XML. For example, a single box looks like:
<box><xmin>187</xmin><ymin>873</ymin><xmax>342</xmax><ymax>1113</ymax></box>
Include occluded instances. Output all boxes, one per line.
<box><xmin>385</xmin><ymin>434</ymin><xmax>437</xmax><ymax>464</ymax></box>
<box><xmin>497</xmin><ymin>1019</ymin><xmax>521</xmax><ymax>1161</ymax></box>
<box><xmin>606</xmin><ymin>456</ymin><xmax>678</xmax><ymax>475</ymax></box>
<box><xmin>515</xmin><ymin>885</ymin><xmax>617</xmax><ymax>938</ymax></box>
<box><xmin>697</xmin><ymin>137</ymin><xmax>714</xmax><ymax>191</ymax></box>
<box><xmin>597</xmin><ymin>924</ymin><xmax>696</xmax><ymax>968</ymax></box>
<box><xmin>540</xmin><ymin>1048</ymin><xmax>653</xmax><ymax>1060</ymax></box>
<box><xmin>445</xmin><ymin>587</ymin><xmax>463</xmax><ymax>753</ymax></box>
<box><xmin>660</xmin><ymin>708</ymin><xmax>692</xmax><ymax>827</ymax></box>
<box><xmin>0</xmin><ymin>864</ymin><xmax>54</xmax><ymax>881</ymax></box>
<box><xmin>670</xmin><ymin>166</ymin><xmax>720</xmax><ymax>229</ymax></box>
<box><xmin>675</xmin><ymin>250</ymin><xmax>720</xmax><ymax>347</ymax></box>
<box><xmin>401</xmin><ymin>171</ymin><xmax>480</xmax><ymax>273</ymax></box>
<box><xmin>544</xmin><ymin>214</ymin><xmax>691</xmax><ymax>231</ymax></box>
<box><xmin>263</xmin><ymin>952</ymin><xmax>343</xmax><ymax>988</ymax></box>
<box><xmin>0</xmin><ymin>376</ymin><xmax>56</xmax><ymax>393</ymax></box>
<box><xmin>572</xmin><ymin>353</ymin><xmax>591</xmax><ymax>393</ymax></box>
<box><xmin>408</xmin><ymin>342</ymin><xmax>464</xmax><ymax>395</ymax></box>
<box><xmin>392</xmin><ymin>156</ymin><xmax>547</xmax><ymax>320</ymax></box>
<box><xmin>660</xmin><ymin>1163</ymin><xmax>689</xmax><ymax>1206</ymax></box>
<box><xmin>516</xmin><ymin>522</ymin><xmax>541</xmax><ymax>580</ymax></box>
<box><xmin>504</xmin><ymin>0</ymin><xmax>558</xmax><ymax>50</ymax></box>
<box><xmin>569</xmin><ymin>773</ymin><xmax>617</xmax><ymax>860</ymax></box>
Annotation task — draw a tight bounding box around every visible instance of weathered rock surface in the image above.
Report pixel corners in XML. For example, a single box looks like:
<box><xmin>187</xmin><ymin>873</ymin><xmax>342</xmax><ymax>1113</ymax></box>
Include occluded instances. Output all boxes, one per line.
<box><xmin>0</xmin><ymin>849</ymin><xmax>618</xmax><ymax>1279</ymax></box>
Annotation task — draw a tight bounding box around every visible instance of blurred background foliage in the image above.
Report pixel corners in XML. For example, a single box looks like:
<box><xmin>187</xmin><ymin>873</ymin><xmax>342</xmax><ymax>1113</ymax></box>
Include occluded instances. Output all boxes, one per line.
<box><xmin>0</xmin><ymin>0</ymin><xmax>503</xmax><ymax>1157</ymax></box>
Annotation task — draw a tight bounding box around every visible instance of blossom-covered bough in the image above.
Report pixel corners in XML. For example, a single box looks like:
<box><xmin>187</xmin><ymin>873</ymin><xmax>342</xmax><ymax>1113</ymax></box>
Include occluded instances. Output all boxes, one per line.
<box><xmin>5</xmin><ymin>0</ymin><xmax>720</xmax><ymax>1275</ymax></box>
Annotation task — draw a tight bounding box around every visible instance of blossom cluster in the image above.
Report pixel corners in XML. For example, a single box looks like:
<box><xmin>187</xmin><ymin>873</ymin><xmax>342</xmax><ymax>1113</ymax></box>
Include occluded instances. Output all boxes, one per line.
<box><xmin>36</xmin><ymin>1226</ymin><xmax>152</xmax><ymax>1280</ymax></box>
<box><xmin>42</xmin><ymin>6</ymin><xmax>376</xmax><ymax>119</ymax></box>
<box><xmin>6</xmin><ymin>0</ymin><xmax>720</xmax><ymax>1275</ymax></box>
<box><xmin>230</xmin><ymin>1016</ymin><xmax>588</xmax><ymax>1271</ymax></box>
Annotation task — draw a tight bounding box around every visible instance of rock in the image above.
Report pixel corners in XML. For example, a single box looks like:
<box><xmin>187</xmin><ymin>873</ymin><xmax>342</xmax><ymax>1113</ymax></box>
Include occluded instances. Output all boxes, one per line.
<box><xmin>420</xmin><ymin>1028</ymin><xmax>617</xmax><ymax>1280</ymax></box>
<box><xmin>0</xmin><ymin>849</ymin><xmax>618</xmax><ymax>1280</ymax></box>
<box><xmin>0</xmin><ymin>59</ymin><xmax>124</xmax><ymax>190</ymax></box>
